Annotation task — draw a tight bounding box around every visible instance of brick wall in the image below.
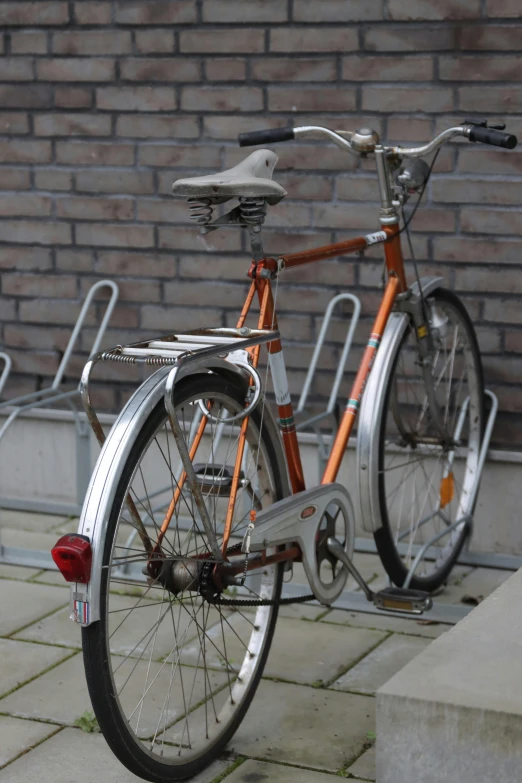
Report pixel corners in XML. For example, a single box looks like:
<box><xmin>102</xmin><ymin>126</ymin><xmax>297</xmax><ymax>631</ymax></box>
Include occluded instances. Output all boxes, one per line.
<box><xmin>0</xmin><ymin>0</ymin><xmax>521</xmax><ymax>447</ymax></box>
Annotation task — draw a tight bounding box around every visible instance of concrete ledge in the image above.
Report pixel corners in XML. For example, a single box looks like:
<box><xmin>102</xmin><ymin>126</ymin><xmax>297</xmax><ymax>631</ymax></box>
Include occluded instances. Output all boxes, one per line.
<box><xmin>376</xmin><ymin>566</ymin><xmax>522</xmax><ymax>783</ymax></box>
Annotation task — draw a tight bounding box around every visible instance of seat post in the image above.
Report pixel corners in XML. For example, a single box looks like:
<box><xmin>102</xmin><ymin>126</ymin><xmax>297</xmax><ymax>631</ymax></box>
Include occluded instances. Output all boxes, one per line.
<box><xmin>239</xmin><ymin>196</ymin><xmax>267</xmax><ymax>262</ymax></box>
<box><xmin>247</xmin><ymin>224</ymin><xmax>265</xmax><ymax>262</ymax></box>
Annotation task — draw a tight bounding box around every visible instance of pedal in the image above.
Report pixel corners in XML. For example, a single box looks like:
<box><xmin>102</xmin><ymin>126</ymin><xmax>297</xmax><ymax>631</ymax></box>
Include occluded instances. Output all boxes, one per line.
<box><xmin>373</xmin><ymin>587</ymin><xmax>432</xmax><ymax>615</ymax></box>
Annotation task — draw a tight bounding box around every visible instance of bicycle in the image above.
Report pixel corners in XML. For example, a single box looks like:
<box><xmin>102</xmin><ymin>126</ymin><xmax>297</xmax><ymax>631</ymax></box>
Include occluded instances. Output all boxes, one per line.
<box><xmin>52</xmin><ymin>119</ymin><xmax>516</xmax><ymax>781</ymax></box>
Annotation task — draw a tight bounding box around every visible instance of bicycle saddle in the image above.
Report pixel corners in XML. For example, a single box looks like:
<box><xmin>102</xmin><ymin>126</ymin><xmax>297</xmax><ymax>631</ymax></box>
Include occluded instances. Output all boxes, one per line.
<box><xmin>172</xmin><ymin>149</ymin><xmax>287</xmax><ymax>204</ymax></box>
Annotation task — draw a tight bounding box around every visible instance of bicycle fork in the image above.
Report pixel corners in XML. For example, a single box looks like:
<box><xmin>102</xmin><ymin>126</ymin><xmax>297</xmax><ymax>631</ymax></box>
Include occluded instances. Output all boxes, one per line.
<box><xmin>395</xmin><ymin>288</ymin><xmax>452</xmax><ymax>442</ymax></box>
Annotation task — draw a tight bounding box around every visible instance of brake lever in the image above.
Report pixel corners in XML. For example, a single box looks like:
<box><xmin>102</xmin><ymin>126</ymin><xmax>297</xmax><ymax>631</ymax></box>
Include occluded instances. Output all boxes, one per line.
<box><xmin>463</xmin><ymin>118</ymin><xmax>506</xmax><ymax>130</ymax></box>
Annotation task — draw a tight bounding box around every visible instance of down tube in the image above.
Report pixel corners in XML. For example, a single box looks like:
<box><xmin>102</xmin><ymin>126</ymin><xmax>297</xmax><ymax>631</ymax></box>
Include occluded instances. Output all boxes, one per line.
<box><xmin>322</xmin><ymin>275</ymin><xmax>400</xmax><ymax>484</ymax></box>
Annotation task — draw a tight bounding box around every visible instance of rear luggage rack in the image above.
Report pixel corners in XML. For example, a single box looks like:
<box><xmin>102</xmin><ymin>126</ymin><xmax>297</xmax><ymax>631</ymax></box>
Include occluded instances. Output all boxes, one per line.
<box><xmin>81</xmin><ymin>326</ymin><xmax>279</xmax><ymax>450</ymax></box>
<box><xmin>98</xmin><ymin>327</ymin><xmax>279</xmax><ymax>368</ymax></box>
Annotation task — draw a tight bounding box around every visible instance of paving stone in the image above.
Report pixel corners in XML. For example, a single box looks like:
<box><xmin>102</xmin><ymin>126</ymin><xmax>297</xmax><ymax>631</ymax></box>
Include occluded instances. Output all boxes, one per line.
<box><xmin>0</xmin><ymin>715</ymin><xmax>58</xmax><ymax>768</ymax></box>
<box><xmin>0</xmin><ymin>564</ymin><xmax>40</xmax><ymax>581</ymax></box>
<box><xmin>105</xmin><ymin>593</ymin><xmax>225</xmax><ymax>661</ymax></box>
<box><xmin>0</xmin><ymin>727</ymin><xmax>230</xmax><ymax>782</ymax></box>
<box><xmin>348</xmin><ymin>744</ymin><xmax>376</xmax><ymax>781</ymax></box>
<box><xmin>14</xmin><ymin>592</ymin><xmax>222</xmax><ymax>660</ymax></box>
<box><xmin>0</xmin><ymin>509</ymin><xmax>67</xmax><ymax>532</ymax></box>
<box><xmin>13</xmin><ymin>605</ymin><xmax>81</xmax><ymax>649</ymax></box>
<box><xmin>179</xmin><ymin>611</ymin><xmax>266</xmax><ymax>674</ymax></box>
<box><xmin>0</xmin><ymin>580</ymin><xmax>68</xmax><ymax>636</ymax></box>
<box><xmin>435</xmin><ymin>566</ymin><xmax>511</xmax><ymax>605</ymax></box>
<box><xmin>331</xmin><ymin>634</ymin><xmax>430</xmax><ymax>696</ymax></box>
<box><xmin>0</xmin><ymin>638</ymin><xmax>72</xmax><ymax>697</ymax></box>
<box><xmin>180</xmin><ymin>613</ymin><xmax>385</xmax><ymax>686</ymax></box>
<box><xmin>0</xmin><ymin>651</ymin><xmax>227</xmax><ymax>736</ymax></box>
<box><xmin>227</xmin><ymin>679</ymin><xmax>375</xmax><ymax>772</ymax></box>
<box><xmin>224</xmin><ymin>758</ymin><xmax>339</xmax><ymax>782</ymax></box>
<box><xmin>48</xmin><ymin>517</ymin><xmax>79</xmax><ymax>535</ymax></box>
<box><xmin>0</xmin><ymin>653</ymin><xmax>86</xmax><ymax>725</ymax></box>
<box><xmin>267</xmin><ymin>617</ymin><xmax>386</xmax><ymax>686</ymax></box>
<box><xmin>322</xmin><ymin>609</ymin><xmax>453</xmax><ymax>638</ymax></box>
<box><xmin>276</xmin><ymin>601</ymin><xmax>326</xmax><ymax>620</ymax></box>
<box><xmin>31</xmin><ymin>568</ymin><xmax>67</xmax><ymax>586</ymax></box>
<box><xmin>0</xmin><ymin>528</ymin><xmax>64</xmax><ymax>553</ymax></box>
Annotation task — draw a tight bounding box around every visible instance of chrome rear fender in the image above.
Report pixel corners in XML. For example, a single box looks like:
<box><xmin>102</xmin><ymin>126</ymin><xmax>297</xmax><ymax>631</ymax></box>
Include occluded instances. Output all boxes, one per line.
<box><xmin>73</xmin><ymin>360</ymin><xmax>287</xmax><ymax>626</ymax></box>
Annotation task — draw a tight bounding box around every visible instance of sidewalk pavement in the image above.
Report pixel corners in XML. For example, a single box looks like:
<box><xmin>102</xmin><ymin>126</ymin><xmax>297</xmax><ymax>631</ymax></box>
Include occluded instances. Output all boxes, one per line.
<box><xmin>0</xmin><ymin>510</ymin><xmax>512</xmax><ymax>782</ymax></box>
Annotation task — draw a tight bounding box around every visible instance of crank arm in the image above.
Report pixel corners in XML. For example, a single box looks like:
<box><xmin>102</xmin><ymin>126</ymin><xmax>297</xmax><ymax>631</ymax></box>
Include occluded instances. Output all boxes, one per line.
<box><xmin>326</xmin><ymin>537</ymin><xmax>374</xmax><ymax>601</ymax></box>
<box><xmin>327</xmin><ymin>537</ymin><xmax>432</xmax><ymax>615</ymax></box>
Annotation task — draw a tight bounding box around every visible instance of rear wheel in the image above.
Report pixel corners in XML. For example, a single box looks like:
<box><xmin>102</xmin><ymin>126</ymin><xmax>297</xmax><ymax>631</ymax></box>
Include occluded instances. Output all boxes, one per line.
<box><xmin>374</xmin><ymin>288</ymin><xmax>484</xmax><ymax>591</ymax></box>
<box><xmin>82</xmin><ymin>374</ymin><xmax>286</xmax><ymax>782</ymax></box>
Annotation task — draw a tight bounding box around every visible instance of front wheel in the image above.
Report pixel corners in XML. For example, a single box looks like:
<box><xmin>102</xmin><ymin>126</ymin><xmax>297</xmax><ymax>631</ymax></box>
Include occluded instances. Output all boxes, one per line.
<box><xmin>82</xmin><ymin>373</ymin><xmax>287</xmax><ymax>782</ymax></box>
<box><xmin>374</xmin><ymin>288</ymin><xmax>484</xmax><ymax>592</ymax></box>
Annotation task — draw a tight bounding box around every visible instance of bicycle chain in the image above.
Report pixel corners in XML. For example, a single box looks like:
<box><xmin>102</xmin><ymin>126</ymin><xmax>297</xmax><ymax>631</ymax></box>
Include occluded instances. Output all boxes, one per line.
<box><xmin>199</xmin><ymin>548</ymin><xmax>316</xmax><ymax>608</ymax></box>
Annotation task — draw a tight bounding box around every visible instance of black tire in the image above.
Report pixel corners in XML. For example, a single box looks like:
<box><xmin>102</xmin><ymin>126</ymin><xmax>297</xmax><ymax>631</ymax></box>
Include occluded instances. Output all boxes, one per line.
<box><xmin>374</xmin><ymin>288</ymin><xmax>484</xmax><ymax>592</ymax></box>
<box><xmin>82</xmin><ymin>374</ymin><xmax>286</xmax><ymax>782</ymax></box>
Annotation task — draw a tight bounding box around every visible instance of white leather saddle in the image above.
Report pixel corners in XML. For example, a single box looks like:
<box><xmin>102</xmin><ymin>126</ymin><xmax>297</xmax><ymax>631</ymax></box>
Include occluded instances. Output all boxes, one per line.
<box><xmin>172</xmin><ymin>149</ymin><xmax>286</xmax><ymax>204</ymax></box>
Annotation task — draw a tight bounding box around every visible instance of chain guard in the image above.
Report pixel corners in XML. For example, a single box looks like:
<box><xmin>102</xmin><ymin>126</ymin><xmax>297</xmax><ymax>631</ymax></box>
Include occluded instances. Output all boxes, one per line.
<box><xmin>246</xmin><ymin>483</ymin><xmax>356</xmax><ymax>605</ymax></box>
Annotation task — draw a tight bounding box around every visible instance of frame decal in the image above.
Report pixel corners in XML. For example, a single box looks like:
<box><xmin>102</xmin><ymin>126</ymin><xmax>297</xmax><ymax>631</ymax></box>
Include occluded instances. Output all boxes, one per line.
<box><xmin>269</xmin><ymin>350</ymin><xmax>292</xmax><ymax>406</ymax></box>
<box><xmin>365</xmin><ymin>230</ymin><xmax>387</xmax><ymax>246</ymax></box>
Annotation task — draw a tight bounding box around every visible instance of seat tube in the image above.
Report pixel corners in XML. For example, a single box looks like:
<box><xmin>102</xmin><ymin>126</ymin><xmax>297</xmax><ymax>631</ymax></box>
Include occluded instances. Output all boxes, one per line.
<box><xmin>256</xmin><ymin>278</ymin><xmax>306</xmax><ymax>494</ymax></box>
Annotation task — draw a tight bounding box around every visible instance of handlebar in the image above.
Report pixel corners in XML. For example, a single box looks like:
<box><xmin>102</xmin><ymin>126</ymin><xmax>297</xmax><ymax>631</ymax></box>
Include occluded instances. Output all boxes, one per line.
<box><xmin>467</xmin><ymin>125</ymin><xmax>517</xmax><ymax>149</ymax></box>
<box><xmin>238</xmin><ymin>121</ymin><xmax>517</xmax><ymax>158</ymax></box>
<box><xmin>238</xmin><ymin>126</ymin><xmax>295</xmax><ymax>147</ymax></box>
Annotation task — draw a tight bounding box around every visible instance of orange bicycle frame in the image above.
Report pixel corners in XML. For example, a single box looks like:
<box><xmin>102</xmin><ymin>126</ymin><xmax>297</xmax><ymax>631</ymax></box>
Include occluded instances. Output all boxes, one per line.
<box><xmin>250</xmin><ymin>223</ymin><xmax>406</xmax><ymax>491</ymax></box>
<box><xmin>158</xmin><ymin>222</ymin><xmax>407</xmax><ymax>568</ymax></box>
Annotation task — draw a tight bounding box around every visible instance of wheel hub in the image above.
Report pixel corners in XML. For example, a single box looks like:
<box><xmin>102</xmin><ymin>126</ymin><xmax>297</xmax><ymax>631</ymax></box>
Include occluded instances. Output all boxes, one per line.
<box><xmin>152</xmin><ymin>556</ymin><xmax>238</xmax><ymax>598</ymax></box>
<box><xmin>158</xmin><ymin>558</ymin><xmax>203</xmax><ymax>594</ymax></box>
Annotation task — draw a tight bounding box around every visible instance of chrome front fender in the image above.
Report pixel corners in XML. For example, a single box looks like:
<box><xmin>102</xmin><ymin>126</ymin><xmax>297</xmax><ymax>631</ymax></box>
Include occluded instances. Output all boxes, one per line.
<box><xmin>73</xmin><ymin>357</ymin><xmax>280</xmax><ymax>626</ymax></box>
<box><xmin>356</xmin><ymin>276</ymin><xmax>443</xmax><ymax>534</ymax></box>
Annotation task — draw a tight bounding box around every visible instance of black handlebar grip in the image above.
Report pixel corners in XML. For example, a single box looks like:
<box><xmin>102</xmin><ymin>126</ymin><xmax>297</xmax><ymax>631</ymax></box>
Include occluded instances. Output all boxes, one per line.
<box><xmin>468</xmin><ymin>126</ymin><xmax>517</xmax><ymax>150</ymax></box>
<box><xmin>238</xmin><ymin>127</ymin><xmax>295</xmax><ymax>147</ymax></box>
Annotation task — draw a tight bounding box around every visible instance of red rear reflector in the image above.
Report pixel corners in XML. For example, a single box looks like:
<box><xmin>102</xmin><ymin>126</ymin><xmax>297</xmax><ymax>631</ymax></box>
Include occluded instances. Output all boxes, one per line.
<box><xmin>51</xmin><ymin>534</ymin><xmax>92</xmax><ymax>584</ymax></box>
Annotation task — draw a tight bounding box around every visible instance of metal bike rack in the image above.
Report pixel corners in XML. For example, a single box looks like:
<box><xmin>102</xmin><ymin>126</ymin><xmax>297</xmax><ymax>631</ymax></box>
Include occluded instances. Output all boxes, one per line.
<box><xmin>0</xmin><ymin>353</ymin><xmax>12</xmax><ymax>398</ymax></box>
<box><xmin>0</xmin><ymin>280</ymin><xmax>119</xmax><ymax>528</ymax></box>
<box><xmin>351</xmin><ymin>388</ymin><xmax>515</xmax><ymax>584</ymax></box>
<box><xmin>399</xmin><ymin>389</ymin><xmax>499</xmax><ymax>586</ymax></box>
<box><xmin>295</xmin><ymin>293</ymin><xmax>361</xmax><ymax>479</ymax></box>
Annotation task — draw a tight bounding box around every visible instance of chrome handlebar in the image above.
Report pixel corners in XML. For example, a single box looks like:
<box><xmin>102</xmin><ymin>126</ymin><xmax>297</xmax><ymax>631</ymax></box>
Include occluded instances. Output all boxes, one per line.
<box><xmin>292</xmin><ymin>124</ymin><xmax>471</xmax><ymax>159</ymax></box>
<box><xmin>386</xmin><ymin>126</ymin><xmax>471</xmax><ymax>158</ymax></box>
<box><xmin>293</xmin><ymin>125</ymin><xmax>356</xmax><ymax>153</ymax></box>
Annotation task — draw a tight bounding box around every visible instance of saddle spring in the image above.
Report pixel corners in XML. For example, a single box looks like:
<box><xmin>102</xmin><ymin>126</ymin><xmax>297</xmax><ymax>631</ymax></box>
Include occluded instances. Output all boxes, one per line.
<box><xmin>187</xmin><ymin>197</ymin><xmax>214</xmax><ymax>226</ymax></box>
<box><xmin>239</xmin><ymin>197</ymin><xmax>267</xmax><ymax>226</ymax></box>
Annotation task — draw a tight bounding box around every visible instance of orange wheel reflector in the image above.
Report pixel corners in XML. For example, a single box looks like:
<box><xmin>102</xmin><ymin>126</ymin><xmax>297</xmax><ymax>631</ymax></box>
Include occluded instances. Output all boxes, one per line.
<box><xmin>439</xmin><ymin>473</ymin><xmax>455</xmax><ymax>509</ymax></box>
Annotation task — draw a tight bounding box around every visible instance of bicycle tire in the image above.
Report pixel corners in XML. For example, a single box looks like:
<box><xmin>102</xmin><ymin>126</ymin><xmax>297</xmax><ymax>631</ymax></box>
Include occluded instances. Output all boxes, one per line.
<box><xmin>82</xmin><ymin>373</ymin><xmax>287</xmax><ymax>782</ymax></box>
<box><xmin>373</xmin><ymin>288</ymin><xmax>484</xmax><ymax>592</ymax></box>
